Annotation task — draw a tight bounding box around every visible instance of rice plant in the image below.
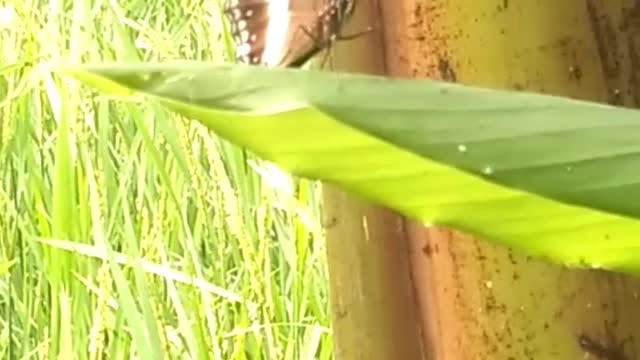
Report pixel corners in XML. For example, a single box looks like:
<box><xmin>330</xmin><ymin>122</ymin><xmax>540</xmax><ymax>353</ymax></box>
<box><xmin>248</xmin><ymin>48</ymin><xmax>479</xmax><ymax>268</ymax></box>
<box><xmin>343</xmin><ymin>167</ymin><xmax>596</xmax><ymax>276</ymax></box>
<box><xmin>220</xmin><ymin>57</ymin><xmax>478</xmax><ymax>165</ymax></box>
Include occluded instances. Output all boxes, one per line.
<box><xmin>0</xmin><ymin>0</ymin><xmax>332</xmax><ymax>358</ymax></box>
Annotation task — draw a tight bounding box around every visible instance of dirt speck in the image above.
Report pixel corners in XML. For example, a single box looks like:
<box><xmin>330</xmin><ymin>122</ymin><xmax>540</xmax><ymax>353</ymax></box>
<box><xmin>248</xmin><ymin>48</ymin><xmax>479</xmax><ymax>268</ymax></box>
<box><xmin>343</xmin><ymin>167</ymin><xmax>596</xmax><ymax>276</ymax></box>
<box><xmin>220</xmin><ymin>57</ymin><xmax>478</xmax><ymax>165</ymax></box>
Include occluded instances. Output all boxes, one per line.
<box><xmin>422</xmin><ymin>243</ymin><xmax>433</xmax><ymax>257</ymax></box>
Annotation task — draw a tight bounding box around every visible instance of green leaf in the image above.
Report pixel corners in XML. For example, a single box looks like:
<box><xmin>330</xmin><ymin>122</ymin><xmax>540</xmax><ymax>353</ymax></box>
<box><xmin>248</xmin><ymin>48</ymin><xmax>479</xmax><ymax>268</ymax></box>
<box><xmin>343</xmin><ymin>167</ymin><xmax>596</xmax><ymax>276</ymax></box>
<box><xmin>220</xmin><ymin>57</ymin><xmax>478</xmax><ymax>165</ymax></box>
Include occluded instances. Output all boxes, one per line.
<box><xmin>0</xmin><ymin>259</ymin><xmax>17</xmax><ymax>276</ymax></box>
<box><xmin>57</xmin><ymin>61</ymin><xmax>640</xmax><ymax>274</ymax></box>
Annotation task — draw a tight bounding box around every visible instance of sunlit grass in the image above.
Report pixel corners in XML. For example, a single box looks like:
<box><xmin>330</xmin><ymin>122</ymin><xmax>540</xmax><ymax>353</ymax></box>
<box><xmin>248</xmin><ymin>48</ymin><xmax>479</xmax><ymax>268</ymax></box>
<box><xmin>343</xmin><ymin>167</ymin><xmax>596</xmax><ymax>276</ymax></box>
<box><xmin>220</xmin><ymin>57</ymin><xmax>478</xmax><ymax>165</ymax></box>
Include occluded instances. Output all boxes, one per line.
<box><xmin>0</xmin><ymin>0</ymin><xmax>331</xmax><ymax>358</ymax></box>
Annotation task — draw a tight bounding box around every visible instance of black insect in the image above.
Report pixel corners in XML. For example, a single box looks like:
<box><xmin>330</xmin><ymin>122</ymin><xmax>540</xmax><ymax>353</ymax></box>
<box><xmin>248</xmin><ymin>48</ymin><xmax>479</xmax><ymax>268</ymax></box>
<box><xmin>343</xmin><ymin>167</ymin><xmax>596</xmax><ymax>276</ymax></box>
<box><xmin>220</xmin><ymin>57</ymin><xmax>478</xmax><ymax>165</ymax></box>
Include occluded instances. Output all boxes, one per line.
<box><xmin>577</xmin><ymin>321</ymin><xmax>632</xmax><ymax>360</ymax></box>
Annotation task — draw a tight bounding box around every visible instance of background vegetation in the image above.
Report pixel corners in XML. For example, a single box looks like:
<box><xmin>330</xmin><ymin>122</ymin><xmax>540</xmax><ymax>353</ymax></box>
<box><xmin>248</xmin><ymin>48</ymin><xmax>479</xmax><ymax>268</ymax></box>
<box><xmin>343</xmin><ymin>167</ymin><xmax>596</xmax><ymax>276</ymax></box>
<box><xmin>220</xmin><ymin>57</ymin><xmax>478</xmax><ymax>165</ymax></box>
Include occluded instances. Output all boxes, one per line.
<box><xmin>0</xmin><ymin>0</ymin><xmax>332</xmax><ymax>359</ymax></box>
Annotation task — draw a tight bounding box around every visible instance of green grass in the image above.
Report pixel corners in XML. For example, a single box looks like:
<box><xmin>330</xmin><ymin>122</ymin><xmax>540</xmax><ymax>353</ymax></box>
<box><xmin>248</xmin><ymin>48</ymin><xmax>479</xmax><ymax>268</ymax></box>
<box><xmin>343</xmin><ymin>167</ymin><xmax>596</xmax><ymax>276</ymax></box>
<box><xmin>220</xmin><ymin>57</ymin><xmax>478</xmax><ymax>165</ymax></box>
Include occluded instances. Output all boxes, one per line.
<box><xmin>0</xmin><ymin>0</ymin><xmax>332</xmax><ymax>359</ymax></box>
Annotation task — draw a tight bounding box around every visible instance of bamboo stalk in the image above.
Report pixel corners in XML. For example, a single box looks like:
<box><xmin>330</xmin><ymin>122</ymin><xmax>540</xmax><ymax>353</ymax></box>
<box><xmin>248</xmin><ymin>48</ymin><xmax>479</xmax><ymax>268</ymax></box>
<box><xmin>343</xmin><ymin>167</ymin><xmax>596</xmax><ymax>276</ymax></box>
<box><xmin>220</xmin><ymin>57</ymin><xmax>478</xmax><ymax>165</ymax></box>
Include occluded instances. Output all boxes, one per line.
<box><xmin>379</xmin><ymin>0</ymin><xmax>640</xmax><ymax>359</ymax></box>
<box><xmin>320</xmin><ymin>1</ymin><xmax>426</xmax><ymax>359</ymax></box>
<box><xmin>322</xmin><ymin>188</ymin><xmax>425</xmax><ymax>359</ymax></box>
<box><xmin>325</xmin><ymin>0</ymin><xmax>640</xmax><ymax>359</ymax></box>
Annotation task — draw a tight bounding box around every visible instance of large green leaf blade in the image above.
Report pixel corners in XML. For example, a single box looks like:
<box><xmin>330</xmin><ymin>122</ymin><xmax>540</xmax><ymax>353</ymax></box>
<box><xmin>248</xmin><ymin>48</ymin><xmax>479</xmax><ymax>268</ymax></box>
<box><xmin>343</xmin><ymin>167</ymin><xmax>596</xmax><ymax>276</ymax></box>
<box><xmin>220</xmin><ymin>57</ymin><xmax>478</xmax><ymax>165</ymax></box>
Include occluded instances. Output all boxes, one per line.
<box><xmin>58</xmin><ymin>62</ymin><xmax>640</xmax><ymax>274</ymax></box>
